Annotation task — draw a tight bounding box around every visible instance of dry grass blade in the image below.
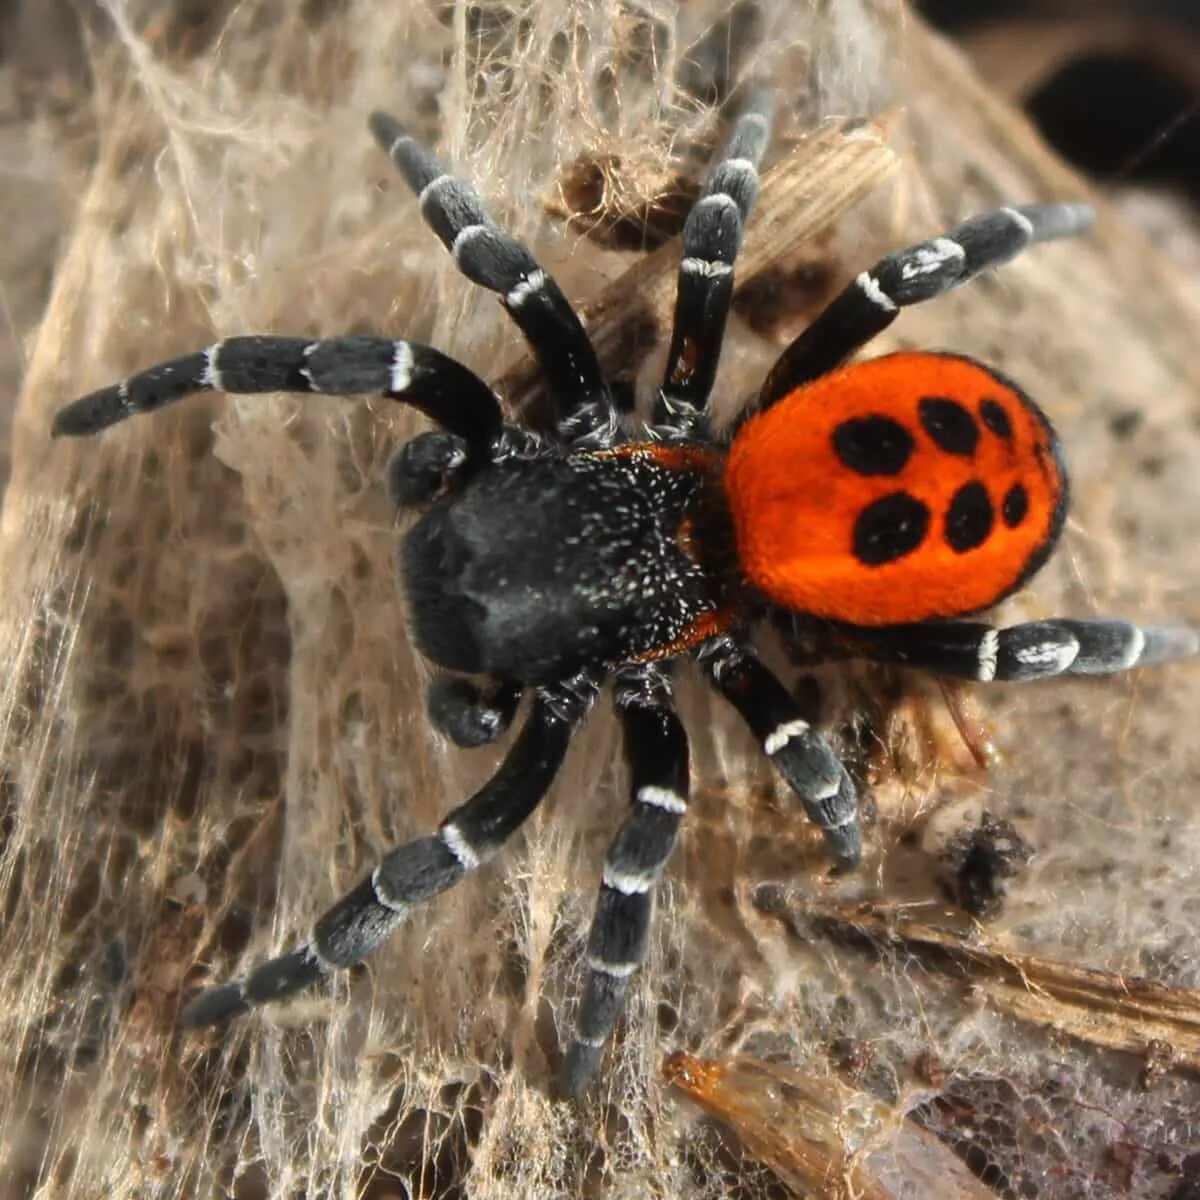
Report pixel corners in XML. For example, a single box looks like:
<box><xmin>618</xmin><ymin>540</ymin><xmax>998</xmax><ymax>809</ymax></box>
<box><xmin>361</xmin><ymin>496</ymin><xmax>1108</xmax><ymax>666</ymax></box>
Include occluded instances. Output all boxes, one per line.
<box><xmin>755</xmin><ymin>886</ymin><xmax>1200</xmax><ymax>1077</ymax></box>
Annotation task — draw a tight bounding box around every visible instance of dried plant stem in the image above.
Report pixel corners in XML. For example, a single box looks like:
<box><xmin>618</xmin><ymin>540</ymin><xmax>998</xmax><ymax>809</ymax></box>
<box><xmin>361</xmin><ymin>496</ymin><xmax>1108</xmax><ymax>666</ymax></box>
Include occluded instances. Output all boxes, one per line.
<box><xmin>756</xmin><ymin>887</ymin><xmax>1200</xmax><ymax>1076</ymax></box>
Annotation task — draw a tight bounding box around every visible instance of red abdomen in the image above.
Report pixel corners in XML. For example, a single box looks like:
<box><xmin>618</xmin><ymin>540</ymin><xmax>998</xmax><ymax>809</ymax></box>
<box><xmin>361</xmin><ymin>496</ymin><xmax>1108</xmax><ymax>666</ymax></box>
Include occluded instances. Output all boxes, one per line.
<box><xmin>724</xmin><ymin>352</ymin><xmax>1067</xmax><ymax>625</ymax></box>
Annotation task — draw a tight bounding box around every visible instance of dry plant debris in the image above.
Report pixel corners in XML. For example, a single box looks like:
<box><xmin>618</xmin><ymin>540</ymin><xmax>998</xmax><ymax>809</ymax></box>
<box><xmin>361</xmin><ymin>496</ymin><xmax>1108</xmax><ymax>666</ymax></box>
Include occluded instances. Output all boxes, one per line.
<box><xmin>755</xmin><ymin>886</ymin><xmax>1200</xmax><ymax>1078</ymax></box>
<box><xmin>664</xmin><ymin>1049</ymin><xmax>1001</xmax><ymax>1199</ymax></box>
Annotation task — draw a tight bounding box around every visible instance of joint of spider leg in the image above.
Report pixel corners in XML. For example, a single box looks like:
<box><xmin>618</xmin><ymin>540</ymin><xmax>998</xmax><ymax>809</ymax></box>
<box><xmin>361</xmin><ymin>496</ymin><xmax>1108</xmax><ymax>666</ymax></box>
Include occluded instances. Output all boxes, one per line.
<box><xmin>491</xmin><ymin>422</ymin><xmax>549</xmax><ymax>462</ymax></box>
<box><xmin>418</xmin><ymin>174</ymin><xmax>484</xmax><ymax>228</ymax></box>
<box><xmin>975</xmin><ymin>629</ymin><xmax>1000</xmax><ymax>682</ymax></box>
<box><xmin>416</xmin><ymin>172</ymin><xmax>453</xmax><ymax>209</ymax></box>
<box><xmin>535</xmin><ymin>673</ymin><xmax>601</xmax><ymax>725</ymax></box>
<box><xmin>200</xmin><ymin>343</ymin><xmax>224</xmax><ymax>392</ymax></box>
<box><xmin>587</xmin><ymin>956</ymin><xmax>639</xmax><ymax>979</ymax></box>
<box><xmin>613</xmin><ymin>666</ymin><xmax>673</xmax><ymax>712</ymax></box>
<box><xmin>898</xmin><ymin>237</ymin><xmax>966</xmax><ymax>283</ymax></box>
<box><xmin>635</xmin><ymin>785</ymin><xmax>688</xmax><ymax>816</ymax></box>
<box><xmin>450</xmin><ymin>223</ymin><xmax>492</xmax><ymax>264</ymax></box>
<box><xmin>1119</xmin><ymin>625</ymin><xmax>1147</xmax><ymax>670</ymax></box>
<box><xmin>571</xmin><ymin>1031</ymin><xmax>607</xmax><ymax>1048</ymax></box>
<box><xmin>369</xmin><ymin>865</ymin><xmax>411</xmax><ymax>915</ymax></box>
<box><xmin>505</xmin><ymin>268</ymin><xmax>548</xmax><ymax>310</ymax></box>
<box><xmin>298</xmin><ymin>940</ymin><xmax>338</xmax><ymax>976</ymax></box>
<box><xmin>699</xmin><ymin>634</ymin><xmax>744</xmax><ymax>668</ymax></box>
<box><xmin>655</xmin><ymin>392</ymin><xmax>706</xmax><ymax>429</ymax></box>
<box><xmin>602</xmin><ymin>863</ymin><xmax>657</xmax><ymax>896</ymax></box>
<box><xmin>562</xmin><ymin>404</ymin><xmax>620</xmax><ymax>450</ymax></box>
<box><xmin>388</xmin><ymin>340</ymin><xmax>415</xmax><ymax>394</ymax></box>
<box><xmin>693</xmin><ymin>192</ymin><xmax>741</xmax><ymax>222</ymax></box>
<box><xmin>764</xmin><ymin>718</ymin><xmax>811</xmax><ymax>756</ymax></box>
<box><xmin>440</xmin><ymin>821</ymin><xmax>483</xmax><ymax>870</ymax></box>
<box><xmin>854</xmin><ymin>270</ymin><xmax>899</xmax><ymax>313</ymax></box>
<box><xmin>680</xmin><ymin>256</ymin><xmax>734</xmax><ymax>280</ymax></box>
<box><xmin>999</xmin><ymin>206</ymin><xmax>1036</xmax><ymax>239</ymax></box>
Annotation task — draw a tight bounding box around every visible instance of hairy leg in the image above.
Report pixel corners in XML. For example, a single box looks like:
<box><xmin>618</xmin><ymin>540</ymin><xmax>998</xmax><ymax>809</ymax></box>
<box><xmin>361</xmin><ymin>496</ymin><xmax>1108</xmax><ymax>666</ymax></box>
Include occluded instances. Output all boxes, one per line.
<box><xmin>760</xmin><ymin>203</ymin><xmax>1095</xmax><ymax>409</ymax></box>
<box><xmin>180</xmin><ymin>672</ymin><xmax>598</xmax><ymax>1028</ymax></box>
<box><xmin>561</xmin><ymin>664</ymin><xmax>691</xmax><ymax>1096</ymax></box>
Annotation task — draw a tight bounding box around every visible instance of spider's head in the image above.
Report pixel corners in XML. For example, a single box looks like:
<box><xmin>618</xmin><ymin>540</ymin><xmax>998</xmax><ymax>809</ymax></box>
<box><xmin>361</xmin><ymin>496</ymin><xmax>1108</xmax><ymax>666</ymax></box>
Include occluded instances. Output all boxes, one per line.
<box><xmin>723</xmin><ymin>351</ymin><xmax>1068</xmax><ymax>626</ymax></box>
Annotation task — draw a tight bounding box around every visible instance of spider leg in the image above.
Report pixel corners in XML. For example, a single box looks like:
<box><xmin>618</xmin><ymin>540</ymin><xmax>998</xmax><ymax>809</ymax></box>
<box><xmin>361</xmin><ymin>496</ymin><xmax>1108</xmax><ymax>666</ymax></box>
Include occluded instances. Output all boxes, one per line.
<box><xmin>426</xmin><ymin>674</ymin><xmax>521</xmax><ymax>748</ymax></box>
<box><xmin>653</xmin><ymin>88</ymin><xmax>774</xmax><ymax>438</ymax></box>
<box><xmin>561</xmin><ymin>664</ymin><xmax>690</xmax><ymax>1097</ymax></box>
<box><xmin>698</xmin><ymin>636</ymin><xmax>861</xmax><ymax>869</ymax></box>
<box><xmin>179</xmin><ymin>671</ymin><xmax>598</xmax><ymax>1029</ymax></box>
<box><xmin>759</xmin><ymin>203</ymin><xmax>1096</xmax><ymax>410</ymax></box>
<box><xmin>839</xmin><ymin>618</ymin><xmax>1199</xmax><ymax>682</ymax></box>
<box><xmin>51</xmin><ymin>335</ymin><xmax>503</xmax><ymax>457</ymax></box>
<box><xmin>369</xmin><ymin>112</ymin><xmax>614</xmax><ymax>448</ymax></box>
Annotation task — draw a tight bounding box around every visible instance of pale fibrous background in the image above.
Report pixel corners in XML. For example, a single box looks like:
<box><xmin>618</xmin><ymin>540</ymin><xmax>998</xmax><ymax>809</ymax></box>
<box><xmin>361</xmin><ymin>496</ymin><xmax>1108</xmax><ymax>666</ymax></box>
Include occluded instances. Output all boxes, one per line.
<box><xmin>2</xmin><ymin>1</ymin><xmax>1199</xmax><ymax>1197</ymax></box>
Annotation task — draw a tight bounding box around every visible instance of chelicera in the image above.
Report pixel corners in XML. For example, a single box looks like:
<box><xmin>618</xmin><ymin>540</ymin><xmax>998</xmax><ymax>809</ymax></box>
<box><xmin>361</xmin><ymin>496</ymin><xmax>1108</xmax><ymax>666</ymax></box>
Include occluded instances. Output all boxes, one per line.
<box><xmin>52</xmin><ymin>91</ymin><xmax>1197</xmax><ymax>1096</ymax></box>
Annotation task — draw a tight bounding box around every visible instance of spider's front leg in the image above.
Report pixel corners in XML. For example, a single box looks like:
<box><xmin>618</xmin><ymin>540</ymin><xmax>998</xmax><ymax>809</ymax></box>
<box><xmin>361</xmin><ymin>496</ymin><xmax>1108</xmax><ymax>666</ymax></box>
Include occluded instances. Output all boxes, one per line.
<box><xmin>369</xmin><ymin>112</ymin><xmax>615</xmax><ymax>447</ymax></box>
<box><xmin>180</xmin><ymin>671</ymin><xmax>598</xmax><ymax>1029</ymax></box>
<box><xmin>699</xmin><ymin>636</ymin><xmax>861</xmax><ymax>869</ymax></box>
<box><xmin>53</xmin><ymin>335</ymin><xmax>504</xmax><ymax>461</ymax></box>
<box><xmin>839</xmin><ymin>617</ymin><xmax>1199</xmax><ymax>682</ymax></box>
<box><xmin>561</xmin><ymin>664</ymin><xmax>690</xmax><ymax>1097</ymax></box>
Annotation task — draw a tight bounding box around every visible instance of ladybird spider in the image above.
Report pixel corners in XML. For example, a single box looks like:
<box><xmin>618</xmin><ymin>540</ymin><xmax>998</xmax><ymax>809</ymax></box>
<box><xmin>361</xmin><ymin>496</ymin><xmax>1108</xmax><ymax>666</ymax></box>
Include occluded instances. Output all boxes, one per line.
<box><xmin>53</xmin><ymin>91</ymin><xmax>1197</xmax><ymax>1097</ymax></box>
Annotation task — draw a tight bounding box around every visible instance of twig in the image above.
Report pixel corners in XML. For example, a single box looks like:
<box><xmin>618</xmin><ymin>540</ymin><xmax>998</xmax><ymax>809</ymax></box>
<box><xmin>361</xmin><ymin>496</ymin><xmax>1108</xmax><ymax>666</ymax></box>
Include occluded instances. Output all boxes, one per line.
<box><xmin>755</xmin><ymin>886</ymin><xmax>1200</xmax><ymax>1076</ymax></box>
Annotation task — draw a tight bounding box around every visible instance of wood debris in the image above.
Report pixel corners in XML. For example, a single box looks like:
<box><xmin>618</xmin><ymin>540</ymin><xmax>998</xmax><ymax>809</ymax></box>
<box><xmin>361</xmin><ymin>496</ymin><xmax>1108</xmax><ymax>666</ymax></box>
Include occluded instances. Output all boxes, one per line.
<box><xmin>755</xmin><ymin>886</ymin><xmax>1200</xmax><ymax>1077</ymax></box>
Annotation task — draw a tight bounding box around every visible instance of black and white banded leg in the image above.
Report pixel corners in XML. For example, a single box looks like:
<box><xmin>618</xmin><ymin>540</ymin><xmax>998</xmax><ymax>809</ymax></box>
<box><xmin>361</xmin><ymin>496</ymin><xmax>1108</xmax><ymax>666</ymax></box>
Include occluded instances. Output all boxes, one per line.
<box><xmin>759</xmin><ymin>203</ymin><xmax>1096</xmax><ymax>409</ymax></box>
<box><xmin>699</xmin><ymin>636</ymin><xmax>861</xmax><ymax>869</ymax></box>
<box><xmin>426</xmin><ymin>674</ymin><xmax>521</xmax><ymax>748</ymax></box>
<box><xmin>561</xmin><ymin>664</ymin><xmax>690</xmax><ymax>1096</ymax></box>
<box><xmin>180</xmin><ymin>672</ymin><xmax>598</xmax><ymax>1029</ymax></box>
<box><xmin>842</xmin><ymin>618</ymin><xmax>1199</xmax><ymax>683</ymax></box>
<box><xmin>653</xmin><ymin>88</ymin><xmax>774</xmax><ymax>438</ymax></box>
<box><xmin>369</xmin><ymin>112</ymin><xmax>614</xmax><ymax>447</ymax></box>
<box><xmin>52</xmin><ymin>334</ymin><xmax>503</xmax><ymax>459</ymax></box>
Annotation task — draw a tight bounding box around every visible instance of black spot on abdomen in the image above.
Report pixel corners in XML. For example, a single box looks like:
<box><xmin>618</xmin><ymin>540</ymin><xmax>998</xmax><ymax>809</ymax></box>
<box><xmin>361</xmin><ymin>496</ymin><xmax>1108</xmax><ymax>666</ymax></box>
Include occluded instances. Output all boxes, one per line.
<box><xmin>980</xmin><ymin>398</ymin><xmax>1013</xmax><ymax>439</ymax></box>
<box><xmin>832</xmin><ymin>415</ymin><xmax>914</xmax><ymax>476</ymax></box>
<box><xmin>853</xmin><ymin>492</ymin><xmax>931</xmax><ymax>565</ymax></box>
<box><xmin>920</xmin><ymin>396</ymin><xmax>979</xmax><ymax>455</ymax></box>
<box><xmin>945</xmin><ymin>481</ymin><xmax>994</xmax><ymax>552</ymax></box>
<box><xmin>1002</xmin><ymin>483</ymin><xmax>1028</xmax><ymax>527</ymax></box>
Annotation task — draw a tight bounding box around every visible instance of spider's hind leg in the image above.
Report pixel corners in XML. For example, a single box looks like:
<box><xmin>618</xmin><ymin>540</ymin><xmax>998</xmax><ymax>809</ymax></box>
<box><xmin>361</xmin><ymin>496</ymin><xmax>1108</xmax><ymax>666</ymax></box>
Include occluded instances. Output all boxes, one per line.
<box><xmin>699</xmin><ymin>636</ymin><xmax>862</xmax><ymax>869</ymax></box>
<box><xmin>561</xmin><ymin>664</ymin><xmax>690</xmax><ymax>1097</ymax></box>
<box><xmin>180</xmin><ymin>672</ymin><xmax>597</xmax><ymax>1029</ymax></box>
<box><xmin>759</xmin><ymin>202</ymin><xmax>1095</xmax><ymax>409</ymax></box>
<box><xmin>841</xmin><ymin>617</ymin><xmax>1199</xmax><ymax>682</ymax></box>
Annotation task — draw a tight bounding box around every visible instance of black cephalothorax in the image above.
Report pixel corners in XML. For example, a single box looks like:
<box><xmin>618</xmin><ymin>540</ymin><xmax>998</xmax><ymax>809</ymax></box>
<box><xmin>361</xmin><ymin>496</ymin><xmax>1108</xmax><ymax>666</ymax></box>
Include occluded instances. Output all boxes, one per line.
<box><xmin>52</xmin><ymin>91</ymin><xmax>1196</xmax><ymax>1097</ymax></box>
